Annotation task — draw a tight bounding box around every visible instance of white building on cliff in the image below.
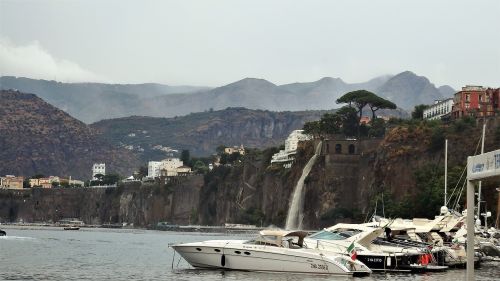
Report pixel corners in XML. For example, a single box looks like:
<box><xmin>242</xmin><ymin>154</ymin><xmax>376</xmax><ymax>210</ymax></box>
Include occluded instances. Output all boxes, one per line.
<box><xmin>148</xmin><ymin>158</ymin><xmax>190</xmax><ymax>178</ymax></box>
<box><xmin>92</xmin><ymin>163</ymin><xmax>106</xmax><ymax>180</ymax></box>
<box><xmin>271</xmin><ymin>130</ymin><xmax>311</xmax><ymax>168</ymax></box>
<box><xmin>423</xmin><ymin>98</ymin><xmax>454</xmax><ymax>120</ymax></box>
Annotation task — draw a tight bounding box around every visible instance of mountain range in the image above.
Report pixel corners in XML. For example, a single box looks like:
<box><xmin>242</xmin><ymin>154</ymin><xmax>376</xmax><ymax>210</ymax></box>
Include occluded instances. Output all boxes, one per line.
<box><xmin>91</xmin><ymin>108</ymin><xmax>328</xmax><ymax>158</ymax></box>
<box><xmin>0</xmin><ymin>90</ymin><xmax>139</xmax><ymax>179</ymax></box>
<box><xmin>0</xmin><ymin>90</ymin><xmax>333</xmax><ymax>179</ymax></box>
<box><xmin>0</xmin><ymin>71</ymin><xmax>454</xmax><ymax>123</ymax></box>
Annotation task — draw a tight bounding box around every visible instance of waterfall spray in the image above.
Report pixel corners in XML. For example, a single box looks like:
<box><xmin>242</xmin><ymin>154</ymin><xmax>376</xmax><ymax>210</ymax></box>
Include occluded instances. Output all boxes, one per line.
<box><xmin>285</xmin><ymin>141</ymin><xmax>322</xmax><ymax>230</ymax></box>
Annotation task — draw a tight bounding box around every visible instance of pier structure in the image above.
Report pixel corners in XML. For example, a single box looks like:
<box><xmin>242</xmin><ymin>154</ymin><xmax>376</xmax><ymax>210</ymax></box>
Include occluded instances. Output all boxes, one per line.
<box><xmin>466</xmin><ymin>148</ymin><xmax>500</xmax><ymax>281</ymax></box>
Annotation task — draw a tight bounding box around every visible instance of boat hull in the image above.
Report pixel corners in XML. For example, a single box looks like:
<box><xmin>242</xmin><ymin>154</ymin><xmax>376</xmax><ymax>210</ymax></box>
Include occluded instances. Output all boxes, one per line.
<box><xmin>172</xmin><ymin>243</ymin><xmax>370</xmax><ymax>275</ymax></box>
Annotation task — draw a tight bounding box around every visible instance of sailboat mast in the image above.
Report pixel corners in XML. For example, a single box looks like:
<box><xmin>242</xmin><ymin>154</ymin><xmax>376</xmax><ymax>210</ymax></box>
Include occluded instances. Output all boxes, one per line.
<box><xmin>444</xmin><ymin>139</ymin><xmax>448</xmax><ymax>207</ymax></box>
<box><xmin>476</xmin><ymin>121</ymin><xmax>486</xmax><ymax>220</ymax></box>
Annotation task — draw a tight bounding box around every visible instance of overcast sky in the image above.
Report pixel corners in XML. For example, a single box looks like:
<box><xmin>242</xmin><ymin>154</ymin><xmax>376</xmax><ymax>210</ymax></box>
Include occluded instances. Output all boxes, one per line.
<box><xmin>0</xmin><ymin>0</ymin><xmax>499</xmax><ymax>88</ymax></box>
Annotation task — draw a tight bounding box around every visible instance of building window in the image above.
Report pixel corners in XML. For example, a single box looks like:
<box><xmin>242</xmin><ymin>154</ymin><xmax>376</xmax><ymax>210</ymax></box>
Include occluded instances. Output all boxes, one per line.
<box><xmin>465</xmin><ymin>94</ymin><xmax>470</xmax><ymax>102</ymax></box>
<box><xmin>348</xmin><ymin>144</ymin><xmax>355</xmax><ymax>154</ymax></box>
<box><xmin>335</xmin><ymin>144</ymin><xmax>342</xmax><ymax>154</ymax></box>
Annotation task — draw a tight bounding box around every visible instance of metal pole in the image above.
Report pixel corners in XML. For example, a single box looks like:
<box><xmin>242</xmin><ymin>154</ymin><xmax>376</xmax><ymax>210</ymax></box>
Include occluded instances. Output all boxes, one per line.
<box><xmin>496</xmin><ymin>187</ymin><xmax>500</xmax><ymax>229</ymax></box>
<box><xmin>477</xmin><ymin>122</ymin><xmax>486</xmax><ymax>219</ymax></box>
<box><xmin>444</xmin><ymin>139</ymin><xmax>448</xmax><ymax>207</ymax></box>
<box><xmin>466</xmin><ymin>179</ymin><xmax>475</xmax><ymax>281</ymax></box>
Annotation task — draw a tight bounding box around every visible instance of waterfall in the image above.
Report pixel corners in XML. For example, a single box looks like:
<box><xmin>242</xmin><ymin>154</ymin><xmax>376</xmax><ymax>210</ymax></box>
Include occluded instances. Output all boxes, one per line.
<box><xmin>285</xmin><ymin>141</ymin><xmax>322</xmax><ymax>230</ymax></box>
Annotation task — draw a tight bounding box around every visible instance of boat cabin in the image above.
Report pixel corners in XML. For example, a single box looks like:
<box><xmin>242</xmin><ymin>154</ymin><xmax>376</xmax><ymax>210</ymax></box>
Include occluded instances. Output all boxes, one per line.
<box><xmin>246</xmin><ymin>230</ymin><xmax>308</xmax><ymax>249</ymax></box>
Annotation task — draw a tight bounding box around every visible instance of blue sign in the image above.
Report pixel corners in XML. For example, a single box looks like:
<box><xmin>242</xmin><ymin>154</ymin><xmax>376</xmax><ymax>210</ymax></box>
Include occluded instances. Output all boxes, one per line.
<box><xmin>472</xmin><ymin>163</ymin><xmax>484</xmax><ymax>173</ymax></box>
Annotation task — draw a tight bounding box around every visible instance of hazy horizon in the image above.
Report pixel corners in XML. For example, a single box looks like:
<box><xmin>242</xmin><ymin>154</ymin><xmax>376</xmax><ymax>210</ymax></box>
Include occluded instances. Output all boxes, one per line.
<box><xmin>1</xmin><ymin>0</ymin><xmax>499</xmax><ymax>89</ymax></box>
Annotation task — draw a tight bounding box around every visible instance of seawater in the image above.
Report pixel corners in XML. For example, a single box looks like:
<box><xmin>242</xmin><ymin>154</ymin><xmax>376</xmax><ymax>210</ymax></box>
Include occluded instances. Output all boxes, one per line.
<box><xmin>0</xmin><ymin>227</ymin><xmax>498</xmax><ymax>281</ymax></box>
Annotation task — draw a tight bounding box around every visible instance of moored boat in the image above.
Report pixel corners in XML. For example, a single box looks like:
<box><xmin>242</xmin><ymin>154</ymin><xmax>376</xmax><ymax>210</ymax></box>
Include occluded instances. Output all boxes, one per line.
<box><xmin>63</xmin><ymin>226</ymin><xmax>80</xmax><ymax>230</ymax></box>
<box><xmin>172</xmin><ymin>230</ymin><xmax>371</xmax><ymax>276</ymax></box>
<box><xmin>304</xmin><ymin>223</ymin><xmax>448</xmax><ymax>272</ymax></box>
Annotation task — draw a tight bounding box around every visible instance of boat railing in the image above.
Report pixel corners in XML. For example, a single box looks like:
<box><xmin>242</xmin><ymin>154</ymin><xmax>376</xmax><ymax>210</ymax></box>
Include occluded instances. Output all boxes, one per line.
<box><xmin>311</xmin><ymin>239</ymin><xmax>348</xmax><ymax>253</ymax></box>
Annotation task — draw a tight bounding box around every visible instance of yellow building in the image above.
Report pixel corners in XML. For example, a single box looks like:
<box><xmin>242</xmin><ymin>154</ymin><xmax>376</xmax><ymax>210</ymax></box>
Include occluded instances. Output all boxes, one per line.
<box><xmin>0</xmin><ymin>175</ymin><xmax>24</xmax><ymax>189</ymax></box>
<box><xmin>224</xmin><ymin>145</ymin><xmax>245</xmax><ymax>155</ymax></box>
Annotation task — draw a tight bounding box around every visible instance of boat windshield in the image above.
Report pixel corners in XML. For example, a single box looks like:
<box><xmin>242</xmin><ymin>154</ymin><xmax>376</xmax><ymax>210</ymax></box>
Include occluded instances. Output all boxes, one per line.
<box><xmin>245</xmin><ymin>235</ymin><xmax>281</xmax><ymax>246</ymax></box>
<box><xmin>309</xmin><ymin>229</ymin><xmax>362</xmax><ymax>240</ymax></box>
<box><xmin>245</xmin><ymin>234</ymin><xmax>303</xmax><ymax>248</ymax></box>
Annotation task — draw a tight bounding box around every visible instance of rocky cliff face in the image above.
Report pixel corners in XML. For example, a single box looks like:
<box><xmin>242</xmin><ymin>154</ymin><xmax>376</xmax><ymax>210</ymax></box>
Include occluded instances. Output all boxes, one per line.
<box><xmin>2</xmin><ymin>117</ymin><xmax>498</xmax><ymax>228</ymax></box>
<box><xmin>0</xmin><ymin>176</ymin><xmax>203</xmax><ymax>226</ymax></box>
<box><xmin>92</xmin><ymin>107</ymin><xmax>327</xmax><ymax>157</ymax></box>
<box><xmin>0</xmin><ymin>90</ymin><xmax>139</xmax><ymax>179</ymax></box>
<box><xmin>197</xmin><ymin>139</ymin><xmax>383</xmax><ymax>229</ymax></box>
<box><xmin>198</xmin><ymin>117</ymin><xmax>500</xmax><ymax>229</ymax></box>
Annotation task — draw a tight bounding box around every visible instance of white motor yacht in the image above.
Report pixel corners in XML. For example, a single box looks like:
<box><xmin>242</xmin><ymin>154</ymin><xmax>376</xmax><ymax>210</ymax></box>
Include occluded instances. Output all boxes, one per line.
<box><xmin>304</xmin><ymin>223</ymin><xmax>448</xmax><ymax>272</ymax></box>
<box><xmin>171</xmin><ymin>230</ymin><xmax>371</xmax><ymax>276</ymax></box>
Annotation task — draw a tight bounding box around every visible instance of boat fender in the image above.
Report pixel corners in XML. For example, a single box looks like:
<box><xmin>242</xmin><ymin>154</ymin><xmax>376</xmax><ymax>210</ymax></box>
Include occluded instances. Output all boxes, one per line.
<box><xmin>221</xmin><ymin>254</ymin><xmax>226</xmax><ymax>267</ymax></box>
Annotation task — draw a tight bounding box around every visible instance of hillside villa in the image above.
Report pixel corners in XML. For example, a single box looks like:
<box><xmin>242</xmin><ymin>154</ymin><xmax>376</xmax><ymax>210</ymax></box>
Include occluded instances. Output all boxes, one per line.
<box><xmin>271</xmin><ymin>130</ymin><xmax>312</xmax><ymax>168</ymax></box>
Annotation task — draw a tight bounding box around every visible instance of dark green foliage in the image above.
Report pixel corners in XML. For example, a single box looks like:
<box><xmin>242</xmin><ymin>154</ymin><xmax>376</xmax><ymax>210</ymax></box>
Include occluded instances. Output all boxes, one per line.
<box><xmin>190</xmin><ymin>208</ymin><xmax>199</xmax><ymax>224</ymax></box>
<box><xmin>303</xmin><ymin>121</ymin><xmax>321</xmax><ymax>137</ymax></box>
<box><xmin>412</xmin><ymin>104</ymin><xmax>429</xmax><ymax>120</ymax></box>
<box><xmin>319</xmin><ymin>113</ymin><xmax>342</xmax><ymax>134</ymax></box>
<box><xmin>193</xmin><ymin>160</ymin><xmax>208</xmax><ymax>174</ymax></box>
<box><xmin>237</xmin><ymin>207</ymin><xmax>265</xmax><ymax>226</ymax></box>
<box><xmin>320</xmin><ymin>207</ymin><xmax>353</xmax><ymax>220</ymax></box>
<box><xmin>180</xmin><ymin>150</ymin><xmax>191</xmax><ymax>166</ymax></box>
<box><xmin>216</xmin><ymin>145</ymin><xmax>226</xmax><ymax>155</ymax></box>
<box><xmin>337</xmin><ymin>90</ymin><xmax>397</xmax><ymax>120</ymax></box>
<box><xmin>370</xmin><ymin>191</ymin><xmax>405</xmax><ymax>218</ymax></box>
<box><xmin>336</xmin><ymin>106</ymin><xmax>358</xmax><ymax>137</ymax></box>
<box><xmin>429</xmin><ymin>126</ymin><xmax>445</xmax><ymax>152</ymax></box>
<box><xmin>336</xmin><ymin>90</ymin><xmax>396</xmax><ymax>137</ymax></box>
<box><xmin>452</xmin><ymin>116</ymin><xmax>476</xmax><ymax>133</ymax></box>
<box><xmin>368</xmin><ymin>118</ymin><xmax>386</xmax><ymax>138</ymax></box>
<box><xmin>371</xmin><ymin>165</ymin><xmax>451</xmax><ymax>219</ymax></box>
<box><xmin>368</xmin><ymin>96</ymin><xmax>397</xmax><ymax>119</ymax></box>
<box><xmin>137</xmin><ymin>165</ymin><xmax>148</xmax><ymax>179</ymax></box>
<box><xmin>91</xmin><ymin>173</ymin><xmax>121</xmax><ymax>185</ymax></box>
<box><xmin>262</xmin><ymin>147</ymin><xmax>280</xmax><ymax>164</ymax></box>
<box><xmin>412</xmin><ymin>165</ymin><xmax>446</xmax><ymax>217</ymax></box>
<box><xmin>220</xmin><ymin>152</ymin><xmax>242</xmax><ymax>165</ymax></box>
<box><xmin>368</xmin><ymin>164</ymin><xmax>471</xmax><ymax>220</ymax></box>
<box><xmin>302</xmin><ymin>106</ymin><xmax>358</xmax><ymax>137</ymax></box>
<box><xmin>102</xmin><ymin>174</ymin><xmax>121</xmax><ymax>185</ymax></box>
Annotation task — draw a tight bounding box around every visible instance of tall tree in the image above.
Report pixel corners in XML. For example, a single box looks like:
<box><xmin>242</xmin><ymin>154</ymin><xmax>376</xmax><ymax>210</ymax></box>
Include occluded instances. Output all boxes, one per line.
<box><xmin>180</xmin><ymin>149</ymin><xmax>191</xmax><ymax>166</ymax></box>
<box><xmin>336</xmin><ymin>106</ymin><xmax>358</xmax><ymax>137</ymax></box>
<box><xmin>412</xmin><ymin>104</ymin><xmax>429</xmax><ymax>120</ymax></box>
<box><xmin>368</xmin><ymin>96</ymin><xmax>396</xmax><ymax>120</ymax></box>
<box><xmin>336</xmin><ymin>90</ymin><xmax>373</xmax><ymax>123</ymax></box>
<box><xmin>303</xmin><ymin>121</ymin><xmax>321</xmax><ymax>138</ymax></box>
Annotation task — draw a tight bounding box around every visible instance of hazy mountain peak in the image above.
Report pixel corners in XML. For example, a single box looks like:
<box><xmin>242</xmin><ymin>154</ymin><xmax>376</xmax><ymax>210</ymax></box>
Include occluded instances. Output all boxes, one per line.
<box><xmin>225</xmin><ymin>77</ymin><xmax>277</xmax><ymax>88</ymax></box>
<box><xmin>3</xmin><ymin>73</ymin><xmax>451</xmax><ymax>121</ymax></box>
<box><xmin>317</xmin><ymin>76</ymin><xmax>343</xmax><ymax>82</ymax></box>
<box><xmin>393</xmin><ymin>71</ymin><xmax>429</xmax><ymax>82</ymax></box>
<box><xmin>376</xmin><ymin>71</ymin><xmax>443</xmax><ymax>109</ymax></box>
<box><xmin>438</xmin><ymin>85</ymin><xmax>456</xmax><ymax>98</ymax></box>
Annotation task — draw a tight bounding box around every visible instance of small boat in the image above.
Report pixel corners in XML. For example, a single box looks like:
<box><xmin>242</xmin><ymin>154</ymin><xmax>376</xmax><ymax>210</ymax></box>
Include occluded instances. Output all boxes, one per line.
<box><xmin>0</xmin><ymin>229</ymin><xmax>6</xmax><ymax>236</ymax></box>
<box><xmin>172</xmin><ymin>230</ymin><xmax>371</xmax><ymax>276</ymax></box>
<box><xmin>63</xmin><ymin>226</ymin><xmax>80</xmax><ymax>230</ymax></box>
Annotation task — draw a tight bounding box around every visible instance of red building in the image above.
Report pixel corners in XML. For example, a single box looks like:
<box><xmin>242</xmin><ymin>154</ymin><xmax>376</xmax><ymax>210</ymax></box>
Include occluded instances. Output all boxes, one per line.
<box><xmin>452</xmin><ymin>85</ymin><xmax>500</xmax><ymax>119</ymax></box>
